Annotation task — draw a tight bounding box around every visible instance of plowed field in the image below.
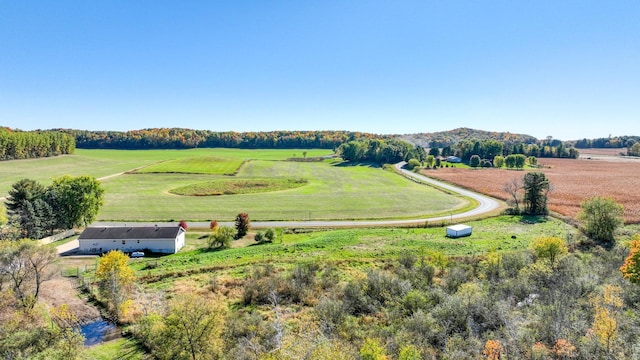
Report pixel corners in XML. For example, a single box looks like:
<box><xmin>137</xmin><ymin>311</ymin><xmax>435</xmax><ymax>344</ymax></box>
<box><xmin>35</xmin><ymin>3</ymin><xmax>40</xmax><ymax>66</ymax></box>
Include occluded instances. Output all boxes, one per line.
<box><xmin>422</xmin><ymin>156</ymin><xmax>640</xmax><ymax>223</ymax></box>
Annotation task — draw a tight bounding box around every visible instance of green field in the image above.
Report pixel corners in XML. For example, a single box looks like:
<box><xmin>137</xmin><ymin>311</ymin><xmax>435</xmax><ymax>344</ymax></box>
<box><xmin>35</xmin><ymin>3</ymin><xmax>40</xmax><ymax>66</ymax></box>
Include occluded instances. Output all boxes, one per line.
<box><xmin>131</xmin><ymin>215</ymin><xmax>577</xmax><ymax>288</ymax></box>
<box><xmin>0</xmin><ymin>148</ymin><xmax>472</xmax><ymax>222</ymax></box>
<box><xmin>0</xmin><ymin>148</ymin><xmax>333</xmax><ymax>195</ymax></box>
<box><xmin>170</xmin><ymin>177</ymin><xmax>308</xmax><ymax>196</ymax></box>
<box><xmin>135</xmin><ymin>156</ymin><xmax>245</xmax><ymax>175</ymax></box>
<box><xmin>99</xmin><ymin>160</ymin><xmax>467</xmax><ymax>221</ymax></box>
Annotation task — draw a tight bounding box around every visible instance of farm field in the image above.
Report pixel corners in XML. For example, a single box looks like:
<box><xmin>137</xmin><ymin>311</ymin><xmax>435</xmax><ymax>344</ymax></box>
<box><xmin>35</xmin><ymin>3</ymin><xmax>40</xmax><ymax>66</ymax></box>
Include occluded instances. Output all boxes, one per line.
<box><xmin>99</xmin><ymin>159</ymin><xmax>468</xmax><ymax>221</ymax></box>
<box><xmin>422</xmin><ymin>155</ymin><xmax>640</xmax><ymax>223</ymax></box>
<box><xmin>0</xmin><ymin>148</ymin><xmax>334</xmax><ymax>196</ymax></box>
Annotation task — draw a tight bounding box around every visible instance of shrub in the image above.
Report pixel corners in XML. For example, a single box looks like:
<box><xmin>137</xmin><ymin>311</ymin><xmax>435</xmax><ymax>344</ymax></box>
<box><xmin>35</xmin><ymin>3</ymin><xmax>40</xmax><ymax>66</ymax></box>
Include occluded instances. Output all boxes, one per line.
<box><xmin>264</xmin><ymin>228</ymin><xmax>276</xmax><ymax>242</ymax></box>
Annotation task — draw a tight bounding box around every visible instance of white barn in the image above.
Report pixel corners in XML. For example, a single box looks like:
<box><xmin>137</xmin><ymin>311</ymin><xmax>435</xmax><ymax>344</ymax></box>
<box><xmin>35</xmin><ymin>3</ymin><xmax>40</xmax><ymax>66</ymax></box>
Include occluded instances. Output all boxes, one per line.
<box><xmin>446</xmin><ymin>224</ymin><xmax>472</xmax><ymax>238</ymax></box>
<box><xmin>78</xmin><ymin>224</ymin><xmax>186</xmax><ymax>255</ymax></box>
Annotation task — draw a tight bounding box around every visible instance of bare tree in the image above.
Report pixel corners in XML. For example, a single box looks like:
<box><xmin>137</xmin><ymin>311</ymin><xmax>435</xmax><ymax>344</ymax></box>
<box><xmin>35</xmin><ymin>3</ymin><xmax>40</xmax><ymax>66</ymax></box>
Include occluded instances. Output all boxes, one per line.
<box><xmin>503</xmin><ymin>177</ymin><xmax>523</xmax><ymax>214</ymax></box>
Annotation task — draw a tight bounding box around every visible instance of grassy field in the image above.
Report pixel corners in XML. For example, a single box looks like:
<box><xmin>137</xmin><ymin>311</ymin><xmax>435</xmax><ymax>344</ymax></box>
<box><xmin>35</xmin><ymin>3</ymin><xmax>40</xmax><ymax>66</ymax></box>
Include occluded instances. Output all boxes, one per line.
<box><xmin>99</xmin><ymin>160</ymin><xmax>467</xmax><ymax>221</ymax></box>
<box><xmin>135</xmin><ymin>156</ymin><xmax>245</xmax><ymax>175</ymax></box>
<box><xmin>0</xmin><ymin>148</ymin><xmax>475</xmax><ymax>221</ymax></box>
<box><xmin>128</xmin><ymin>215</ymin><xmax>577</xmax><ymax>289</ymax></box>
<box><xmin>79</xmin><ymin>337</ymin><xmax>145</xmax><ymax>360</ymax></box>
<box><xmin>0</xmin><ymin>148</ymin><xmax>334</xmax><ymax>195</ymax></box>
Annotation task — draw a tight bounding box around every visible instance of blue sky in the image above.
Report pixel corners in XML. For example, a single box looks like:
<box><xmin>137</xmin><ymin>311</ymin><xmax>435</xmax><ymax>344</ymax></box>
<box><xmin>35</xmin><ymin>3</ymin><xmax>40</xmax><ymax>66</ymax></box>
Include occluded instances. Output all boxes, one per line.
<box><xmin>1</xmin><ymin>1</ymin><xmax>638</xmax><ymax>140</ymax></box>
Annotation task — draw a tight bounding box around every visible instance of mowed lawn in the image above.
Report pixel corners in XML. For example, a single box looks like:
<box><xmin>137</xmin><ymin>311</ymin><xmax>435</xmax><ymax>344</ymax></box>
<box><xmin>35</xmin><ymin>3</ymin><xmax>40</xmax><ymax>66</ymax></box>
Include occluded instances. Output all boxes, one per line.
<box><xmin>0</xmin><ymin>148</ymin><xmax>333</xmax><ymax>196</ymax></box>
<box><xmin>99</xmin><ymin>160</ymin><xmax>468</xmax><ymax>221</ymax></box>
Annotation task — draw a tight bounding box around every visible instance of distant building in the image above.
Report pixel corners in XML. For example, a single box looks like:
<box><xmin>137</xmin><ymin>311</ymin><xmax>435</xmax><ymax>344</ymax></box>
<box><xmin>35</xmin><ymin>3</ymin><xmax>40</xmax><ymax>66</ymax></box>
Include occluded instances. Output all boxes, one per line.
<box><xmin>445</xmin><ymin>156</ymin><xmax>462</xmax><ymax>163</ymax></box>
<box><xmin>78</xmin><ymin>224</ymin><xmax>186</xmax><ymax>255</ymax></box>
<box><xmin>446</xmin><ymin>224</ymin><xmax>472</xmax><ymax>238</ymax></box>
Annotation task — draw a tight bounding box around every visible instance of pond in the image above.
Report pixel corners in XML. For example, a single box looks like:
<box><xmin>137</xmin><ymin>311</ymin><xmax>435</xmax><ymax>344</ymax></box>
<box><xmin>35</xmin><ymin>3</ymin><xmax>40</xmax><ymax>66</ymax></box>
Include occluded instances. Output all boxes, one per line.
<box><xmin>80</xmin><ymin>319</ymin><xmax>121</xmax><ymax>346</ymax></box>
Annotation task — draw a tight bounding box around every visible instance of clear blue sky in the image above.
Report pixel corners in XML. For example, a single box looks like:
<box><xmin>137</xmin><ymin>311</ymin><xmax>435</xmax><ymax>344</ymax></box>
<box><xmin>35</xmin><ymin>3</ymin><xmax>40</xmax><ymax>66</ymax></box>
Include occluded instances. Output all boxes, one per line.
<box><xmin>1</xmin><ymin>1</ymin><xmax>638</xmax><ymax>140</ymax></box>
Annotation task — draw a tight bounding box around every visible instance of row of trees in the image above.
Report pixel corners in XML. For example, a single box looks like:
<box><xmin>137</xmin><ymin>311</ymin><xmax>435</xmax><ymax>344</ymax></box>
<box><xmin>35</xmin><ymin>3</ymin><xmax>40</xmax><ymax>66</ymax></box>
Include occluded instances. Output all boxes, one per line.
<box><xmin>450</xmin><ymin>138</ymin><xmax>579</xmax><ymax>163</ymax></box>
<box><xmin>574</xmin><ymin>136</ymin><xmax>640</xmax><ymax>149</ymax></box>
<box><xmin>0</xmin><ymin>128</ymin><xmax>75</xmax><ymax>161</ymax></box>
<box><xmin>60</xmin><ymin>128</ymin><xmax>387</xmax><ymax>150</ymax></box>
<box><xmin>2</xmin><ymin>176</ymin><xmax>105</xmax><ymax>240</ymax></box>
<box><xmin>338</xmin><ymin>139</ymin><xmax>425</xmax><ymax>164</ymax></box>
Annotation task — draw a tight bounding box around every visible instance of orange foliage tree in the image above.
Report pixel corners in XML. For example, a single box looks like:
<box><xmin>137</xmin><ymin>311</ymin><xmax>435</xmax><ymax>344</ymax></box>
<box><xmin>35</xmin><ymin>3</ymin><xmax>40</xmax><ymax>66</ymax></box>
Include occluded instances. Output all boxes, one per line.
<box><xmin>483</xmin><ymin>339</ymin><xmax>503</xmax><ymax>359</ymax></box>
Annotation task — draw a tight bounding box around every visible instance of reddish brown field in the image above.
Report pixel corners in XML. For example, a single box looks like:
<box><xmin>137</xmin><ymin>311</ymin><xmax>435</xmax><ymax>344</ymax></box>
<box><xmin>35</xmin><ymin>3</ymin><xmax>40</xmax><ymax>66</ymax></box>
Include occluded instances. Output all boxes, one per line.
<box><xmin>423</xmin><ymin>157</ymin><xmax>640</xmax><ymax>223</ymax></box>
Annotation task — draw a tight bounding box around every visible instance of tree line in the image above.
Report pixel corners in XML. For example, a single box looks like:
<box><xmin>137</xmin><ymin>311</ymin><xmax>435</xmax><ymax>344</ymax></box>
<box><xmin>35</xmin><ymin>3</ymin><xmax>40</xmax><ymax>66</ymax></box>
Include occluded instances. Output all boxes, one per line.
<box><xmin>58</xmin><ymin>128</ymin><xmax>388</xmax><ymax>150</ymax></box>
<box><xmin>448</xmin><ymin>137</ymin><xmax>579</xmax><ymax>163</ymax></box>
<box><xmin>1</xmin><ymin>176</ymin><xmax>105</xmax><ymax>240</ymax></box>
<box><xmin>0</xmin><ymin>128</ymin><xmax>75</xmax><ymax>161</ymax></box>
<box><xmin>337</xmin><ymin>138</ymin><xmax>426</xmax><ymax>164</ymax></box>
<box><xmin>573</xmin><ymin>136</ymin><xmax>640</xmax><ymax>149</ymax></box>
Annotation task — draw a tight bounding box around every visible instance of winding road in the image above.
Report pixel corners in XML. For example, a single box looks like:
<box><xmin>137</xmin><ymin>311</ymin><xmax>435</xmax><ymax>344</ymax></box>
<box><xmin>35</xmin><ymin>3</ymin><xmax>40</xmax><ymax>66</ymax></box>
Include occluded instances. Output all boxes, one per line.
<box><xmin>91</xmin><ymin>162</ymin><xmax>501</xmax><ymax>229</ymax></box>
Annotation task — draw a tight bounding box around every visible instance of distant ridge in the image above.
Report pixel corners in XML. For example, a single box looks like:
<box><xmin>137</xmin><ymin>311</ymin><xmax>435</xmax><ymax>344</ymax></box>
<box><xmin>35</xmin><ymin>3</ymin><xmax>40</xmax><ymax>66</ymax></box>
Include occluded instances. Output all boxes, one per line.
<box><xmin>396</xmin><ymin>127</ymin><xmax>539</xmax><ymax>148</ymax></box>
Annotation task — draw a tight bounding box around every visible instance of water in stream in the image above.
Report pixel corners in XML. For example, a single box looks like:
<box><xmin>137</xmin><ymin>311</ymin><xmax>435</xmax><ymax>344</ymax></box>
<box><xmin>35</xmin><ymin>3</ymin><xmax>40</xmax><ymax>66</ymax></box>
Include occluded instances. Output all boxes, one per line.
<box><xmin>80</xmin><ymin>319</ymin><xmax>120</xmax><ymax>346</ymax></box>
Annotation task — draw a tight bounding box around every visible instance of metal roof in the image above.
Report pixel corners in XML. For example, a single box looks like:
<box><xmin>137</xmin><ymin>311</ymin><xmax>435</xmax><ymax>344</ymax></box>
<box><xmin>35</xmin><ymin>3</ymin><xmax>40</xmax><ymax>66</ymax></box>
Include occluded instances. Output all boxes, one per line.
<box><xmin>79</xmin><ymin>225</ymin><xmax>184</xmax><ymax>240</ymax></box>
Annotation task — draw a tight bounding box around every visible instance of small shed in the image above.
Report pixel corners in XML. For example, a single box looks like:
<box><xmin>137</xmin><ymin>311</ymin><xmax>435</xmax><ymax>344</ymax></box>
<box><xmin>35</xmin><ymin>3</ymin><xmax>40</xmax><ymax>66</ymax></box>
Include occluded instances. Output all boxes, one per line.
<box><xmin>446</xmin><ymin>224</ymin><xmax>472</xmax><ymax>238</ymax></box>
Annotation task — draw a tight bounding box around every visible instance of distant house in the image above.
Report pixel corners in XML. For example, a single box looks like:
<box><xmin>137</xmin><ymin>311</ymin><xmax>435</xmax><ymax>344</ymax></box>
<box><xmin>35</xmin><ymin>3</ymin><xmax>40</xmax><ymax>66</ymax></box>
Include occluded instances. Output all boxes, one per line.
<box><xmin>445</xmin><ymin>156</ymin><xmax>462</xmax><ymax>163</ymax></box>
<box><xmin>78</xmin><ymin>224</ymin><xmax>186</xmax><ymax>255</ymax></box>
<box><xmin>446</xmin><ymin>224</ymin><xmax>472</xmax><ymax>238</ymax></box>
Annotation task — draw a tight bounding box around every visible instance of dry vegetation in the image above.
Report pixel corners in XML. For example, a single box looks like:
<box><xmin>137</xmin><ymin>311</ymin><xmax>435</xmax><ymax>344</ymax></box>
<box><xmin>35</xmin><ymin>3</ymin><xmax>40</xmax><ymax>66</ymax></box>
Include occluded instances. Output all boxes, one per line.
<box><xmin>423</xmin><ymin>156</ymin><xmax>640</xmax><ymax>223</ymax></box>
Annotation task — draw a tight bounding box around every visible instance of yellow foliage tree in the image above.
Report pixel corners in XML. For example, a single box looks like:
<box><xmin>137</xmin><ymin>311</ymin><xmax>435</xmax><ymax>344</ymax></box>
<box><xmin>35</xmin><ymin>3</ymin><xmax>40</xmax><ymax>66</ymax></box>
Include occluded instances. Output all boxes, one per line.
<box><xmin>96</xmin><ymin>250</ymin><xmax>135</xmax><ymax>321</ymax></box>
<box><xmin>592</xmin><ymin>284</ymin><xmax>622</xmax><ymax>354</ymax></box>
<box><xmin>531</xmin><ymin>236</ymin><xmax>568</xmax><ymax>268</ymax></box>
<box><xmin>620</xmin><ymin>236</ymin><xmax>640</xmax><ymax>283</ymax></box>
<box><xmin>360</xmin><ymin>338</ymin><xmax>389</xmax><ymax>360</ymax></box>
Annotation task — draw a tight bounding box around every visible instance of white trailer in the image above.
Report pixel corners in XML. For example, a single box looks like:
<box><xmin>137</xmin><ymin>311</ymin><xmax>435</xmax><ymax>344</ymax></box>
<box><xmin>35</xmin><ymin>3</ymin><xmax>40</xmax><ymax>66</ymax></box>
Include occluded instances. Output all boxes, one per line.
<box><xmin>446</xmin><ymin>224</ymin><xmax>472</xmax><ymax>238</ymax></box>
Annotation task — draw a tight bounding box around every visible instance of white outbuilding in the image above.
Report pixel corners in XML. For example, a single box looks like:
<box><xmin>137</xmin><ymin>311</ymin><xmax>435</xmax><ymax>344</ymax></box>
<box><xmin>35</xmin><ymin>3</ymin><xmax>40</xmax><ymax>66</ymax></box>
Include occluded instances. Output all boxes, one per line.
<box><xmin>446</xmin><ymin>224</ymin><xmax>472</xmax><ymax>238</ymax></box>
<box><xmin>78</xmin><ymin>224</ymin><xmax>186</xmax><ymax>255</ymax></box>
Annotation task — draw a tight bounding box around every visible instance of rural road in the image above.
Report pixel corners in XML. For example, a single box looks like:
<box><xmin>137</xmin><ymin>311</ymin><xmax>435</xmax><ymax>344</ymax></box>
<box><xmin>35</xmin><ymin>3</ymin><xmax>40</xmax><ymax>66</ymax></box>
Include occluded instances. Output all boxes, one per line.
<box><xmin>91</xmin><ymin>162</ymin><xmax>501</xmax><ymax>229</ymax></box>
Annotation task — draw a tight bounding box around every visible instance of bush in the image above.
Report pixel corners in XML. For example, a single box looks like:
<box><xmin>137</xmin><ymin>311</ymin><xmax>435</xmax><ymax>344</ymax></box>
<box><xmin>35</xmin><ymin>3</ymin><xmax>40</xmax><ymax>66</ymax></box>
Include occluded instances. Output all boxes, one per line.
<box><xmin>264</xmin><ymin>228</ymin><xmax>276</xmax><ymax>242</ymax></box>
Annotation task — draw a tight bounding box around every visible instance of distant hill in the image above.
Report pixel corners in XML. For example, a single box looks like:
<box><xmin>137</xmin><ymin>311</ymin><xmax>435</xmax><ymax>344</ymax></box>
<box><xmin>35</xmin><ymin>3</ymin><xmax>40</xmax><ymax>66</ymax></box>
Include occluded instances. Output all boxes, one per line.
<box><xmin>396</xmin><ymin>127</ymin><xmax>539</xmax><ymax>148</ymax></box>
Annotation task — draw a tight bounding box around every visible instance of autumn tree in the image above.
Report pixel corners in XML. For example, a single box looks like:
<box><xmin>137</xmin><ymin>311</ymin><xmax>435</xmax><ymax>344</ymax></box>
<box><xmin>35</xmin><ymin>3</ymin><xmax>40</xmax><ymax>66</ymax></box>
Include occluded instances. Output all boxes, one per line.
<box><xmin>531</xmin><ymin>236</ymin><xmax>567</xmax><ymax>268</ymax></box>
<box><xmin>359</xmin><ymin>338</ymin><xmax>389</xmax><ymax>360</ymax></box>
<box><xmin>179</xmin><ymin>220</ymin><xmax>188</xmax><ymax>230</ymax></box>
<box><xmin>523</xmin><ymin>172</ymin><xmax>550</xmax><ymax>215</ymax></box>
<box><xmin>579</xmin><ymin>196</ymin><xmax>623</xmax><ymax>243</ymax></box>
<box><xmin>96</xmin><ymin>250</ymin><xmax>135</xmax><ymax>321</ymax></box>
<box><xmin>592</xmin><ymin>285</ymin><xmax>622</xmax><ymax>355</ymax></box>
<box><xmin>620</xmin><ymin>235</ymin><xmax>640</xmax><ymax>283</ymax></box>
<box><xmin>235</xmin><ymin>212</ymin><xmax>250</xmax><ymax>239</ymax></box>
<box><xmin>493</xmin><ymin>155</ymin><xmax>504</xmax><ymax>168</ymax></box>
<box><xmin>482</xmin><ymin>339</ymin><xmax>503</xmax><ymax>359</ymax></box>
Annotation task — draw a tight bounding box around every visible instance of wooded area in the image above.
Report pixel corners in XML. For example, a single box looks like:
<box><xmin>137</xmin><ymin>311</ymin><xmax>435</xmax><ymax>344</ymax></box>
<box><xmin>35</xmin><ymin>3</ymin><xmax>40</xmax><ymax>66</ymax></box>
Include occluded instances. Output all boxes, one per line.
<box><xmin>0</xmin><ymin>128</ymin><xmax>75</xmax><ymax>160</ymax></box>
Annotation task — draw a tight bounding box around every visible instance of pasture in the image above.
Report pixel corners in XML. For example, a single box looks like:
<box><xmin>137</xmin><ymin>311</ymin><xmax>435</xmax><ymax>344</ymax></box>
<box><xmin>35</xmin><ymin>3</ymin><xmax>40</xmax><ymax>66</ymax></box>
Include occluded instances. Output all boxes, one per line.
<box><xmin>99</xmin><ymin>160</ymin><xmax>467</xmax><ymax>221</ymax></box>
<box><xmin>422</xmin><ymin>155</ymin><xmax>640</xmax><ymax>223</ymax></box>
<box><xmin>0</xmin><ymin>148</ymin><xmax>333</xmax><ymax>195</ymax></box>
<box><xmin>0</xmin><ymin>148</ymin><xmax>470</xmax><ymax>221</ymax></box>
